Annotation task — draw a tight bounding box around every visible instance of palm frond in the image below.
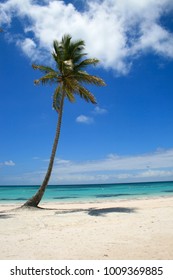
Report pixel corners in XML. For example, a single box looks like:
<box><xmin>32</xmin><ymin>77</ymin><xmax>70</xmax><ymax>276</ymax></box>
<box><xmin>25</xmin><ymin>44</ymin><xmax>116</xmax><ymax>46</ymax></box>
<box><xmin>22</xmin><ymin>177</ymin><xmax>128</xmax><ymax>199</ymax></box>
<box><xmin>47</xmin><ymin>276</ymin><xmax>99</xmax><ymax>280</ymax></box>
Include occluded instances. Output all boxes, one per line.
<box><xmin>62</xmin><ymin>34</ymin><xmax>72</xmax><ymax>47</ymax></box>
<box><xmin>32</xmin><ymin>64</ymin><xmax>56</xmax><ymax>74</ymax></box>
<box><xmin>77</xmin><ymin>86</ymin><xmax>97</xmax><ymax>104</ymax></box>
<box><xmin>60</xmin><ymin>35</ymin><xmax>86</xmax><ymax>65</ymax></box>
<box><xmin>52</xmin><ymin>40</ymin><xmax>64</xmax><ymax>71</ymax></box>
<box><xmin>33</xmin><ymin>34</ymin><xmax>106</xmax><ymax>110</ymax></box>
<box><xmin>65</xmin><ymin>88</ymin><xmax>76</xmax><ymax>103</ymax></box>
<box><xmin>69</xmin><ymin>41</ymin><xmax>86</xmax><ymax>65</ymax></box>
<box><xmin>53</xmin><ymin>40</ymin><xmax>63</xmax><ymax>58</ymax></box>
<box><xmin>52</xmin><ymin>86</ymin><xmax>62</xmax><ymax>112</ymax></box>
<box><xmin>62</xmin><ymin>34</ymin><xmax>72</xmax><ymax>60</ymax></box>
<box><xmin>63</xmin><ymin>77</ymin><xmax>78</xmax><ymax>93</ymax></box>
<box><xmin>68</xmin><ymin>40</ymin><xmax>85</xmax><ymax>56</ymax></box>
<box><xmin>75</xmin><ymin>58</ymin><xmax>100</xmax><ymax>70</ymax></box>
<box><xmin>76</xmin><ymin>71</ymin><xmax>106</xmax><ymax>86</ymax></box>
<box><xmin>34</xmin><ymin>72</ymin><xmax>58</xmax><ymax>86</ymax></box>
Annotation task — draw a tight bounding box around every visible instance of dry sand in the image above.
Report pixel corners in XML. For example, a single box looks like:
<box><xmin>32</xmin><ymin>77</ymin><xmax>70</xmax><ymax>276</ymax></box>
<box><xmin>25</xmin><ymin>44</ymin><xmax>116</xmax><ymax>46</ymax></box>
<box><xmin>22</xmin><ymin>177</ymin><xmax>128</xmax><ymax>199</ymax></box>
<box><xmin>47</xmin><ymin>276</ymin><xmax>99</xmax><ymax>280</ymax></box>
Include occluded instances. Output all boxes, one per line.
<box><xmin>0</xmin><ymin>196</ymin><xmax>173</xmax><ymax>260</ymax></box>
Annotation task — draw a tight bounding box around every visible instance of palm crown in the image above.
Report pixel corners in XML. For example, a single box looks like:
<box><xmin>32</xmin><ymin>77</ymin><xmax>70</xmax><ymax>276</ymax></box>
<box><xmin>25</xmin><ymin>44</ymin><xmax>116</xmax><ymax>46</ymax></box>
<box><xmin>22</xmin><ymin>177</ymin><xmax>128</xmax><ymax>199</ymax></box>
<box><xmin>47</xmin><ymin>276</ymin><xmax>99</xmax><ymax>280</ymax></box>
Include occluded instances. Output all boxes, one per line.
<box><xmin>32</xmin><ymin>34</ymin><xmax>106</xmax><ymax>112</ymax></box>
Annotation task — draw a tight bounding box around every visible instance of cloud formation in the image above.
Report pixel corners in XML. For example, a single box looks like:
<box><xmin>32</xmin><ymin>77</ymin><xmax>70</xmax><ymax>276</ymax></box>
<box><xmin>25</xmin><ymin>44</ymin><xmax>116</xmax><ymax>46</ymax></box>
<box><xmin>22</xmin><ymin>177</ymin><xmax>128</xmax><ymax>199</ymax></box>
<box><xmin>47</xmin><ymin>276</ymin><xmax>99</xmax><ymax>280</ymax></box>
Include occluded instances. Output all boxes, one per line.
<box><xmin>0</xmin><ymin>160</ymin><xmax>15</xmax><ymax>167</ymax></box>
<box><xmin>2</xmin><ymin>148</ymin><xmax>173</xmax><ymax>184</ymax></box>
<box><xmin>92</xmin><ymin>106</ymin><xmax>107</xmax><ymax>115</ymax></box>
<box><xmin>0</xmin><ymin>0</ymin><xmax>173</xmax><ymax>74</ymax></box>
<box><xmin>53</xmin><ymin>148</ymin><xmax>173</xmax><ymax>173</ymax></box>
<box><xmin>48</xmin><ymin>148</ymin><xmax>173</xmax><ymax>184</ymax></box>
<box><xmin>76</xmin><ymin>114</ymin><xmax>94</xmax><ymax>124</ymax></box>
<box><xmin>76</xmin><ymin>106</ymin><xmax>107</xmax><ymax>124</ymax></box>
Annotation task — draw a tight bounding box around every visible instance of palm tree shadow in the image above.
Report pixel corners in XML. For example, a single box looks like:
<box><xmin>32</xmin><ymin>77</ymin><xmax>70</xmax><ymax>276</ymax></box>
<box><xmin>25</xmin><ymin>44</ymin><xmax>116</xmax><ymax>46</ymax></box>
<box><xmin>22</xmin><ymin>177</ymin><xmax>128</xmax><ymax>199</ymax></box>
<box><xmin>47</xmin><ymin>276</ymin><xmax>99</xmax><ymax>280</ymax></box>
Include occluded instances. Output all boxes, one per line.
<box><xmin>88</xmin><ymin>207</ymin><xmax>136</xmax><ymax>216</ymax></box>
<box><xmin>55</xmin><ymin>207</ymin><xmax>137</xmax><ymax>217</ymax></box>
<box><xmin>0</xmin><ymin>214</ymin><xmax>14</xmax><ymax>219</ymax></box>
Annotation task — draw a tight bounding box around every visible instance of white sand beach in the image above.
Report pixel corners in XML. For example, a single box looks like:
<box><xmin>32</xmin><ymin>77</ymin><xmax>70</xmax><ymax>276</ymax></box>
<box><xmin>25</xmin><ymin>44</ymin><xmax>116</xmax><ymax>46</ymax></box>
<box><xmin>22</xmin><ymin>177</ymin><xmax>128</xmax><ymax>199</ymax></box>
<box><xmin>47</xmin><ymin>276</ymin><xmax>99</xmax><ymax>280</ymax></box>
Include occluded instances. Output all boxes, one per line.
<box><xmin>0</xmin><ymin>196</ymin><xmax>173</xmax><ymax>260</ymax></box>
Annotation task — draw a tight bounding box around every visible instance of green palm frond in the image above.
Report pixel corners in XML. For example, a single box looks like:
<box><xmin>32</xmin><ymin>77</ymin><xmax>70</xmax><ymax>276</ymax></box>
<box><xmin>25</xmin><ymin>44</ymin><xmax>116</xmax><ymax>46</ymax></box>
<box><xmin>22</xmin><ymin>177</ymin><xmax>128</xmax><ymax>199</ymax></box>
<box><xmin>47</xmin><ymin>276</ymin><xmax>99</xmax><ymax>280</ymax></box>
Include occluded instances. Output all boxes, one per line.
<box><xmin>33</xmin><ymin>34</ymin><xmax>106</xmax><ymax>110</ymax></box>
<box><xmin>53</xmin><ymin>40</ymin><xmax>64</xmax><ymax>71</ymax></box>
<box><xmin>34</xmin><ymin>72</ymin><xmax>58</xmax><ymax>85</ymax></box>
<box><xmin>74</xmin><ymin>58</ymin><xmax>100</xmax><ymax>70</ymax></box>
<box><xmin>62</xmin><ymin>34</ymin><xmax>72</xmax><ymax>60</ymax></box>
<box><xmin>65</xmin><ymin>88</ymin><xmax>76</xmax><ymax>103</ymax></box>
<box><xmin>76</xmin><ymin>71</ymin><xmax>106</xmax><ymax>86</ymax></box>
<box><xmin>53</xmin><ymin>35</ymin><xmax>87</xmax><ymax>73</ymax></box>
<box><xmin>77</xmin><ymin>85</ymin><xmax>97</xmax><ymax>104</ymax></box>
<box><xmin>68</xmin><ymin>40</ymin><xmax>85</xmax><ymax>59</ymax></box>
<box><xmin>32</xmin><ymin>64</ymin><xmax>56</xmax><ymax>74</ymax></box>
<box><xmin>53</xmin><ymin>86</ymin><xmax>62</xmax><ymax>112</ymax></box>
<box><xmin>63</xmin><ymin>77</ymin><xmax>78</xmax><ymax>94</ymax></box>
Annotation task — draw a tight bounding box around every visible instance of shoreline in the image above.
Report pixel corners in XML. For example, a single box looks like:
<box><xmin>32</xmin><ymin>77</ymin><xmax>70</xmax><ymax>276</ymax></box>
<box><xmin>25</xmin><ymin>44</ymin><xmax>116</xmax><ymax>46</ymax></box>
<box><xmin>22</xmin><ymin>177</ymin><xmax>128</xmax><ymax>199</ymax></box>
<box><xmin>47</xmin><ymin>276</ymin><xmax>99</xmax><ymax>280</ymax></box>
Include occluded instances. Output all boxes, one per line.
<box><xmin>0</xmin><ymin>196</ymin><xmax>173</xmax><ymax>260</ymax></box>
<box><xmin>0</xmin><ymin>192</ymin><xmax>172</xmax><ymax>206</ymax></box>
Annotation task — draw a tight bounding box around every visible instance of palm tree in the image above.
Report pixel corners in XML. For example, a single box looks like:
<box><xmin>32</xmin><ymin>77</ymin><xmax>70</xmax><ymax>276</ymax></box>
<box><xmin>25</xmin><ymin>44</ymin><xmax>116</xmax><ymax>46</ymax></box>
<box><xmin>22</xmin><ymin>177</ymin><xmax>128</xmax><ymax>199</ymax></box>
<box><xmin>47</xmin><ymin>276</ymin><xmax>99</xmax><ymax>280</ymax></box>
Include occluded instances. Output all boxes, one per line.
<box><xmin>23</xmin><ymin>34</ymin><xmax>106</xmax><ymax>207</ymax></box>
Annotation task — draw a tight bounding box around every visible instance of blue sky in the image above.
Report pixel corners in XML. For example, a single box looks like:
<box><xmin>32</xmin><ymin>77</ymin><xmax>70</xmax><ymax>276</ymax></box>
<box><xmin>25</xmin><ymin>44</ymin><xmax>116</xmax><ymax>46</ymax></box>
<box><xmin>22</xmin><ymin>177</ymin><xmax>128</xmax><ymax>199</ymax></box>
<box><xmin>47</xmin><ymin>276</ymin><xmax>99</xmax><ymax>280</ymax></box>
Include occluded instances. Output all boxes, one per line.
<box><xmin>0</xmin><ymin>0</ymin><xmax>173</xmax><ymax>185</ymax></box>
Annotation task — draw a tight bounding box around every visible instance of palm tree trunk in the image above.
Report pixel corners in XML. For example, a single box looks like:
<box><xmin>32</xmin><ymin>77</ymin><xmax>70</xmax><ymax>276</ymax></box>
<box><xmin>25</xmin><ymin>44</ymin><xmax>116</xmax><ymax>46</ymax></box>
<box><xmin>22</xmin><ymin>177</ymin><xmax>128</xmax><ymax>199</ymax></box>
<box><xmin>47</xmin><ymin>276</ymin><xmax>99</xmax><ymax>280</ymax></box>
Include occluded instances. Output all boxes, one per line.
<box><xmin>23</xmin><ymin>92</ymin><xmax>65</xmax><ymax>207</ymax></box>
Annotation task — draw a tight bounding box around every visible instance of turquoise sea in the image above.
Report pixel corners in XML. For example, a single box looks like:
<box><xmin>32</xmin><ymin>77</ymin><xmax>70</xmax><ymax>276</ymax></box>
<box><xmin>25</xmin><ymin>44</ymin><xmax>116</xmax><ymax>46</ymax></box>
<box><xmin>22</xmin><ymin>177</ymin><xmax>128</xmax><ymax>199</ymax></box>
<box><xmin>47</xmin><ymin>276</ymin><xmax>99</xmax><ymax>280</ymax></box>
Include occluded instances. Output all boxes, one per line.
<box><xmin>0</xmin><ymin>181</ymin><xmax>173</xmax><ymax>204</ymax></box>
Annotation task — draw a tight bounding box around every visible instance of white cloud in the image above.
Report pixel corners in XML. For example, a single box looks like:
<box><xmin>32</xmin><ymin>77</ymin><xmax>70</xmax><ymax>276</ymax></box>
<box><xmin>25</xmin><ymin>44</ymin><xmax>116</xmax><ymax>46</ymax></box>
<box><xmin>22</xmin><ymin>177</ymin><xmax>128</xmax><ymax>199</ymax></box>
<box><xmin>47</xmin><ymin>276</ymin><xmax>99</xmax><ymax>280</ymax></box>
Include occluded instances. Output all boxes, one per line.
<box><xmin>134</xmin><ymin>23</ymin><xmax>173</xmax><ymax>57</ymax></box>
<box><xmin>92</xmin><ymin>106</ymin><xmax>107</xmax><ymax>115</ymax></box>
<box><xmin>0</xmin><ymin>160</ymin><xmax>15</xmax><ymax>166</ymax></box>
<box><xmin>16</xmin><ymin>38</ymin><xmax>38</xmax><ymax>58</ymax></box>
<box><xmin>51</xmin><ymin>149</ymin><xmax>173</xmax><ymax>174</ymax></box>
<box><xmin>76</xmin><ymin>114</ymin><xmax>94</xmax><ymax>124</ymax></box>
<box><xmin>3</xmin><ymin>149</ymin><xmax>173</xmax><ymax>184</ymax></box>
<box><xmin>76</xmin><ymin>106</ymin><xmax>107</xmax><ymax>124</ymax></box>
<box><xmin>5</xmin><ymin>160</ymin><xmax>15</xmax><ymax>166</ymax></box>
<box><xmin>0</xmin><ymin>0</ymin><xmax>173</xmax><ymax>74</ymax></box>
<box><xmin>45</xmin><ymin>148</ymin><xmax>173</xmax><ymax>184</ymax></box>
<box><xmin>32</xmin><ymin>156</ymin><xmax>40</xmax><ymax>160</ymax></box>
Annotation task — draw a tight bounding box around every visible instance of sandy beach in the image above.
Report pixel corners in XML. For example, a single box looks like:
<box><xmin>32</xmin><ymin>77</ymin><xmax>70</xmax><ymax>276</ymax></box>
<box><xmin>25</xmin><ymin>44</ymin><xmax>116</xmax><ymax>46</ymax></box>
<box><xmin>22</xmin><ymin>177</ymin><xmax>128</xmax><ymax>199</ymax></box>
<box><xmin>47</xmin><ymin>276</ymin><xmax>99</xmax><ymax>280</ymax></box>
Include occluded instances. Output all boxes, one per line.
<box><xmin>0</xmin><ymin>196</ymin><xmax>173</xmax><ymax>260</ymax></box>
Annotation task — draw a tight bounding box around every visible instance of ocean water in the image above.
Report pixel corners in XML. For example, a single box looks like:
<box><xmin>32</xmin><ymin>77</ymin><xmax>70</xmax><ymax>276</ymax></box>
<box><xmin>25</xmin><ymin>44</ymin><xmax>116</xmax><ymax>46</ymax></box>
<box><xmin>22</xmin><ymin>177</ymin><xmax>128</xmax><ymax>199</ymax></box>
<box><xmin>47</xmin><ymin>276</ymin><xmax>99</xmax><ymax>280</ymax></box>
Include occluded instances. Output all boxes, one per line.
<box><xmin>0</xmin><ymin>181</ymin><xmax>173</xmax><ymax>204</ymax></box>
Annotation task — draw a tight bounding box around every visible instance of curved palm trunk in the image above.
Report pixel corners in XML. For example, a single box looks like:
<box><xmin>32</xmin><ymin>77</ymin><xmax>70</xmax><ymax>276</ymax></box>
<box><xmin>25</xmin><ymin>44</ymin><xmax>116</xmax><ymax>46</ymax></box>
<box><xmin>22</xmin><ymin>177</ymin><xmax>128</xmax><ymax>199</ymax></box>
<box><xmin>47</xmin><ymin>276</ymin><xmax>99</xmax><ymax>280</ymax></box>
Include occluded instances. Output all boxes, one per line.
<box><xmin>23</xmin><ymin>92</ymin><xmax>65</xmax><ymax>207</ymax></box>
